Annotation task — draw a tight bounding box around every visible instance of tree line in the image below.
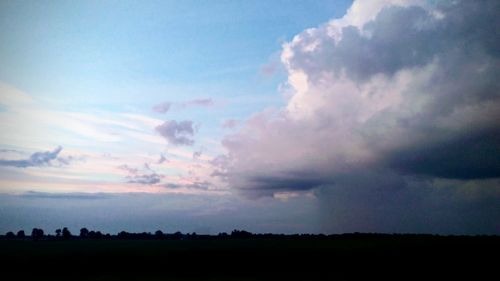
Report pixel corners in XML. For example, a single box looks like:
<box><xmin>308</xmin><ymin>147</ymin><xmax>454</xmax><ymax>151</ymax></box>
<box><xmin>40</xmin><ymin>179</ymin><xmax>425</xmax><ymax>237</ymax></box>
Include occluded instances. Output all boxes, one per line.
<box><xmin>2</xmin><ymin>228</ymin><xmax>496</xmax><ymax>240</ymax></box>
<box><xmin>2</xmin><ymin>228</ymin><xmax>257</xmax><ymax>240</ymax></box>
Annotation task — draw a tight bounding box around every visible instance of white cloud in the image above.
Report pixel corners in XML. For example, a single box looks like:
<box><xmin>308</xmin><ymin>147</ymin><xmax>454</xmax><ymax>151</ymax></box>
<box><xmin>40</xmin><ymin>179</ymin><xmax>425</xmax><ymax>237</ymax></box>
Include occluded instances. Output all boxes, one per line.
<box><xmin>0</xmin><ymin>83</ymin><xmax>34</xmax><ymax>107</ymax></box>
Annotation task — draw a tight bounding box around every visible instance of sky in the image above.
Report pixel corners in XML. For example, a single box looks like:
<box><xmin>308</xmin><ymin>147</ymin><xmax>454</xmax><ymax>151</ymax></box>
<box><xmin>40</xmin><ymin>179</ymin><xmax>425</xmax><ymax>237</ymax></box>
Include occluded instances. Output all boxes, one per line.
<box><xmin>0</xmin><ymin>0</ymin><xmax>499</xmax><ymax>235</ymax></box>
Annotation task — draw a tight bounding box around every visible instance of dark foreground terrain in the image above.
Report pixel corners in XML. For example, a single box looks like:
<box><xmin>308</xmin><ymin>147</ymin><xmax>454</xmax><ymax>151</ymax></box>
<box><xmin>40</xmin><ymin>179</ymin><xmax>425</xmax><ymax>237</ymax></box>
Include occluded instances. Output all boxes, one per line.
<box><xmin>1</xmin><ymin>234</ymin><xmax>498</xmax><ymax>280</ymax></box>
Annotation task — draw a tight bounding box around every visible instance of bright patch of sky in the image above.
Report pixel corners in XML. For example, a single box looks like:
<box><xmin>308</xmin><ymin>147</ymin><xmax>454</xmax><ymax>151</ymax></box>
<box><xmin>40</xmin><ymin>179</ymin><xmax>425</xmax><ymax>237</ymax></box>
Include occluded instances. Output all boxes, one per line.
<box><xmin>0</xmin><ymin>0</ymin><xmax>351</xmax><ymax>195</ymax></box>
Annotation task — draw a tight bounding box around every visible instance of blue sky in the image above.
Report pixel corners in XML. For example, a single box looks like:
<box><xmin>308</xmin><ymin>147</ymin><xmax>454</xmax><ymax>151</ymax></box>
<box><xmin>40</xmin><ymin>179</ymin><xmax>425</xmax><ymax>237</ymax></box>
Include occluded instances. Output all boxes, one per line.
<box><xmin>0</xmin><ymin>0</ymin><xmax>350</xmax><ymax>190</ymax></box>
<box><xmin>0</xmin><ymin>0</ymin><xmax>349</xmax><ymax>100</ymax></box>
<box><xmin>0</xmin><ymin>0</ymin><xmax>351</xmax><ymax>158</ymax></box>
<box><xmin>1</xmin><ymin>0</ymin><xmax>499</xmax><ymax>235</ymax></box>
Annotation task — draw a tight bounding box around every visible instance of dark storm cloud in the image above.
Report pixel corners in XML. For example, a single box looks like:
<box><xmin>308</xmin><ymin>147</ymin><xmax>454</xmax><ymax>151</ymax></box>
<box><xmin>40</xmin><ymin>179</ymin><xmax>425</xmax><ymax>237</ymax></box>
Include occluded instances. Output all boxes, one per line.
<box><xmin>212</xmin><ymin>0</ymin><xmax>500</xmax><ymax>233</ymax></box>
<box><xmin>0</xmin><ymin>146</ymin><xmax>63</xmax><ymax>168</ymax></box>
<box><xmin>290</xmin><ymin>6</ymin><xmax>437</xmax><ymax>82</ymax></box>
<box><xmin>386</xmin><ymin>128</ymin><xmax>500</xmax><ymax>179</ymax></box>
<box><xmin>219</xmin><ymin>0</ymin><xmax>500</xmax><ymax>193</ymax></box>
<box><xmin>245</xmin><ymin>171</ymin><xmax>327</xmax><ymax>192</ymax></box>
<box><xmin>315</xmin><ymin>173</ymin><xmax>500</xmax><ymax>234</ymax></box>
<box><xmin>288</xmin><ymin>2</ymin><xmax>500</xmax><ymax>83</ymax></box>
<box><xmin>155</xmin><ymin>120</ymin><xmax>195</xmax><ymax>146</ymax></box>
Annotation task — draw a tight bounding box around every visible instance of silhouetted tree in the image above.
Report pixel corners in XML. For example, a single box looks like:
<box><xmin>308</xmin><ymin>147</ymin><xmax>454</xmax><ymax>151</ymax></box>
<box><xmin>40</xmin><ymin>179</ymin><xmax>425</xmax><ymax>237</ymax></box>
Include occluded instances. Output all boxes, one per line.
<box><xmin>16</xmin><ymin>230</ymin><xmax>25</xmax><ymax>238</ymax></box>
<box><xmin>117</xmin><ymin>231</ymin><xmax>129</xmax><ymax>239</ymax></box>
<box><xmin>5</xmin><ymin>231</ymin><xmax>15</xmax><ymax>239</ymax></box>
<box><xmin>94</xmin><ymin>231</ymin><xmax>103</xmax><ymax>239</ymax></box>
<box><xmin>62</xmin><ymin>227</ymin><xmax>71</xmax><ymax>239</ymax></box>
<box><xmin>87</xmin><ymin>230</ymin><xmax>103</xmax><ymax>239</ymax></box>
<box><xmin>231</xmin><ymin>229</ymin><xmax>253</xmax><ymax>238</ymax></box>
<box><xmin>155</xmin><ymin>230</ymin><xmax>164</xmax><ymax>238</ymax></box>
<box><xmin>55</xmin><ymin>229</ymin><xmax>61</xmax><ymax>238</ymax></box>
<box><xmin>80</xmin><ymin>228</ymin><xmax>89</xmax><ymax>238</ymax></box>
<box><xmin>172</xmin><ymin>231</ymin><xmax>183</xmax><ymax>240</ymax></box>
<box><xmin>31</xmin><ymin>228</ymin><xmax>44</xmax><ymax>240</ymax></box>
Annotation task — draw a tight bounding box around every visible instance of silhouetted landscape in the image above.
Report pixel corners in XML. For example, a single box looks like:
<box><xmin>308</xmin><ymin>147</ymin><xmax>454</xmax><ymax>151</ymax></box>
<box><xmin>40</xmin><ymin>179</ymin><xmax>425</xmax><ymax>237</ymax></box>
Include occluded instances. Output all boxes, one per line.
<box><xmin>1</xmin><ymin>228</ymin><xmax>498</xmax><ymax>280</ymax></box>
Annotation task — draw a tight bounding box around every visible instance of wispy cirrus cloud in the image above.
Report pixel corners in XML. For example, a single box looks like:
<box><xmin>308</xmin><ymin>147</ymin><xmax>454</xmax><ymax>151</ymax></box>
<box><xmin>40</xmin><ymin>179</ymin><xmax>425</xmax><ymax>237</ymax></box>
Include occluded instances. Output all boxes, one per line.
<box><xmin>0</xmin><ymin>83</ymin><xmax>34</xmax><ymax>108</ymax></box>
<box><xmin>20</xmin><ymin>191</ymin><xmax>111</xmax><ymax>200</ymax></box>
<box><xmin>152</xmin><ymin>98</ymin><xmax>214</xmax><ymax>114</ymax></box>
<box><xmin>152</xmin><ymin>102</ymin><xmax>172</xmax><ymax>113</ymax></box>
<box><xmin>183</xmin><ymin>98</ymin><xmax>213</xmax><ymax>107</ymax></box>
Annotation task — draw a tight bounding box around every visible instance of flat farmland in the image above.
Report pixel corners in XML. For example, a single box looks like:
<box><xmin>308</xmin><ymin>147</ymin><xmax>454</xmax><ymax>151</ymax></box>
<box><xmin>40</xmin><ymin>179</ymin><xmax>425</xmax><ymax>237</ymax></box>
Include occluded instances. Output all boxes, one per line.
<box><xmin>1</xmin><ymin>235</ymin><xmax>498</xmax><ymax>280</ymax></box>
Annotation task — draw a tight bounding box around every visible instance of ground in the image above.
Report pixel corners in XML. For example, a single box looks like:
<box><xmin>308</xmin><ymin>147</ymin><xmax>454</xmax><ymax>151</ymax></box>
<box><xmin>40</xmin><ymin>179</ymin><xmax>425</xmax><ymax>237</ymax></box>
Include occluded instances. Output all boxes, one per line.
<box><xmin>1</xmin><ymin>235</ymin><xmax>498</xmax><ymax>280</ymax></box>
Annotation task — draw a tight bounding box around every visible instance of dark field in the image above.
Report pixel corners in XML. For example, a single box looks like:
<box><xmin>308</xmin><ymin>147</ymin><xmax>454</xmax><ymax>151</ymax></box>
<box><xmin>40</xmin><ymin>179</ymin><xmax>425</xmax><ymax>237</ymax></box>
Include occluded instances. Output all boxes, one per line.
<box><xmin>1</xmin><ymin>235</ymin><xmax>498</xmax><ymax>280</ymax></box>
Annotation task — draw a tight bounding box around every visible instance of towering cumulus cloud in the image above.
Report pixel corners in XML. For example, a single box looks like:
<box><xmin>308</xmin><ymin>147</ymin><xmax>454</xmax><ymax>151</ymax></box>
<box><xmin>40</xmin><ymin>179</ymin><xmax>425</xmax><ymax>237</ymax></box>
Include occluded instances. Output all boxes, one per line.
<box><xmin>219</xmin><ymin>0</ymin><xmax>500</xmax><ymax>233</ymax></box>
